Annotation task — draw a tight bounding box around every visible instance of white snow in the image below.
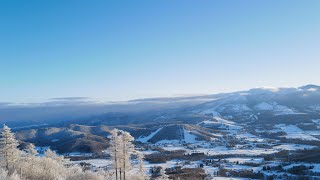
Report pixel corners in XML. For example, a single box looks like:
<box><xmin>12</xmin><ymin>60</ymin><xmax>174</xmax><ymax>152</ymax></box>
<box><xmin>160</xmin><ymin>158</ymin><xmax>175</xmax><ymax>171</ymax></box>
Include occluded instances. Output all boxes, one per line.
<box><xmin>210</xmin><ymin>177</ymin><xmax>244</xmax><ymax>180</ymax></box>
<box><xmin>254</xmin><ymin>102</ymin><xmax>300</xmax><ymax>115</ymax></box>
<box><xmin>144</xmin><ymin>159</ymin><xmax>181</xmax><ymax>170</ymax></box>
<box><xmin>199</xmin><ymin>120</ymin><xmax>216</xmax><ymax>125</ymax></box>
<box><xmin>136</xmin><ymin>127</ymin><xmax>163</xmax><ymax>143</ymax></box>
<box><xmin>161</xmin><ymin>145</ymin><xmax>186</xmax><ymax>151</ymax></box>
<box><xmin>307</xmin><ymin>88</ymin><xmax>318</xmax><ymax>92</ymax></box>
<box><xmin>73</xmin><ymin>159</ymin><xmax>112</xmax><ymax>167</ymax></box>
<box><xmin>195</xmin><ymin>146</ymin><xmax>277</xmax><ymax>156</ymax></box>
<box><xmin>200</xmin><ymin>109</ymin><xmax>220</xmax><ymax>116</ymax></box>
<box><xmin>183</xmin><ymin>128</ymin><xmax>197</xmax><ymax>143</ymax></box>
<box><xmin>224</xmin><ymin>164</ymin><xmax>257</xmax><ymax>172</ymax></box>
<box><xmin>202</xmin><ymin>166</ymin><xmax>219</xmax><ymax>177</ymax></box>
<box><xmin>229</xmin><ymin>104</ymin><xmax>252</xmax><ymax>112</ymax></box>
<box><xmin>311</xmin><ymin>105</ymin><xmax>320</xmax><ymax>111</ymax></box>
<box><xmin>214</xmin><ymin>117</ymin><xmax>242</xmax><ymax>130</ymax></box>
<box><xmin>312</xmin><ymin>119</ymin><xmax>320</xmax><ymax>125</ymax></box>
<box><xmin>199</xmin><ymin>117</ymin><xmax>242</xmax><ymax>132</ymax></box>
<box><xmin>254</xmin><ymin>102</ymin><xmax>274</xmax><ymax>111</ymax></box>
<box><xmin>260</xmin><ymin>87</ymin><xmax>280</xmax><ymax>92</ymax></box>
<box><xmin>141</xmin><ymin>149</ymin><xmax>159</xmax><ymax>155</ymax></box>
<box><xmin>225</xmin><ymin>157</ymin><xmax>264</xmax><ymax>164</ymax></box>
<box><xmin>273</xmin><ymin>104</ymin><xmax>297</xmax><ymax>115</ymax></box>
<box><xmin>236</xmin><ymin>133</ymin><xmax>264</xmax><ymax>142</ymax></box>
<box><xmin>306</xmin><ymin>130</ymin><xmax>320</xmax><ymax>136</ymax></box>
<box><xmin>65</xmin><ymin>152</ymin><xmax>93</xmax><ymax>157</ymax></box>
<box><xmin>215</xmin><ymin>117</ymin><xmax>235</xmax><ymax>125</ymax></box>
<box><xmin>273</xmin><ymin>144</ymin><xmax>316</xmax><ymax>151</ymax></box>
<box><xmin>274</xmin><ymin>124</ymin><xmax>318</xmax><ymax>141</ymax></box>
<box><xmin>156</xmin><ymin>139</ymin><xmax>181</xmax><ymax>145</ymax></box>
<box><xmin>216</xmin><ymin>104</ymin><xmax>252</xmax><ymax>113</ymax></box>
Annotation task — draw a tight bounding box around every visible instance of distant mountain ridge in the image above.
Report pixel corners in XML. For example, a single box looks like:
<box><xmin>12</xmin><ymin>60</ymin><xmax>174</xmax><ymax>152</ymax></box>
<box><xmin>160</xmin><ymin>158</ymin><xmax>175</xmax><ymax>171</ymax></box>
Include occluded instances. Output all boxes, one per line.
<box><xmin>8</xmin><ymin>84</ymin><xmax>320</xmax><ymax>153</ymax></box>
<box><xmin>1</xmin><ymin>84</ymin><xmax>320</xmax><ymax>128</ymax></box>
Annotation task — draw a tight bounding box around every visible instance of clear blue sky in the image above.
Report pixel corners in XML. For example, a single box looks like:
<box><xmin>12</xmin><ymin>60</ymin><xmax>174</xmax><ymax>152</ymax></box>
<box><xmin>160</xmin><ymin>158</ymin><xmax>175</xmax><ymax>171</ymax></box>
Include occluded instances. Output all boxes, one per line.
<box><xmin>0</xmin><ymin>0</ymin><xmax>319</xmax><ymax>102</ymax></box>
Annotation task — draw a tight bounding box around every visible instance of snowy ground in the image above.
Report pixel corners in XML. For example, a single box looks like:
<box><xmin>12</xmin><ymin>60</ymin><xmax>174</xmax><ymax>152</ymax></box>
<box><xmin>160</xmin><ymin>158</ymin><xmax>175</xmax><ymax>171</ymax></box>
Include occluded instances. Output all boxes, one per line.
<box><xmin>68</xmin><ymin>114</ymin><xmax>319</xmax><ymax>179</ymax></box>
<box><xmin>64</xmin><ymin>152</ymin><xmax>94</xmax><ymax>157</ymax></box>
<box><xmin>144</xmin><ymin>159</ymin><xmax>182</xmax><ymax>170</ymax></box>
<box><xmin>183</xmin><ymin>128</ymin><xmax>198</xmax><ymax>143</ymax></box>
<box><xmin>137</xmin><ymin>127</ymin><xmax>163</xmax><ymax>143</ymax></box>
<box><xmin>235</xmin><ymin>132</ymin><xmax>264</xmax><ymax>142</ymax></box>
<box><xmin>254</xmin><ymin>102</ymin><xmax>301</xmax><ymax>115</ymax></box>
<box><xmin>73</xmin><ymin>159</ymin><xmax>112</xmax><ymax>167</ymax></box>
<box><xmin>274</xmin><ymin>124</ymin><xmax>318</xmax><ymax>141</ymax></box>
<box><xmin>210</xmin><ymin>177</ymin><xmax>246</xmax><ymax>180</ymax></box>
<box><xmin>157</xmin><ymin>142</ymin><xmax>313</xmax><ymax>156</ymax></box>
<box><xmin>225</xmin><ymin>157</ymin><xmax>264</xmax><ymax>164</ymax></box>
<box><xmin>198</xmin><ymin>146</ymin><xmax>277</xmax><ymax>156</ymax></box>
<box><xmin>273</xmin><ymin>144</ymin><xmax>316</xmax><ymax>151</ymax></box>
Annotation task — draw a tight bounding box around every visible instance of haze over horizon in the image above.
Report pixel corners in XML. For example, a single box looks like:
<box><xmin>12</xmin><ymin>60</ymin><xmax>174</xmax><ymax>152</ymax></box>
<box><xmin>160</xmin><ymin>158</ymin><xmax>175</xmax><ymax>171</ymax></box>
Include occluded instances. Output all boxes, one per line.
<box><xmin>1</xmin><ymin>1</ymin><xmax>319</xmax><ymax>103</ymax></box>
<box><xmin>0</xmin><ymin>84</ymin><xmax>318</xmax><ymax>105</ymax></box>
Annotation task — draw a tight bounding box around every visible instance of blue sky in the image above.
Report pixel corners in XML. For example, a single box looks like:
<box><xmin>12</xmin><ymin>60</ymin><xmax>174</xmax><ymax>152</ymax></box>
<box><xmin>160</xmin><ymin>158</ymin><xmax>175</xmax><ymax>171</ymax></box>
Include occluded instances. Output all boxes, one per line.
<box><xmin>0</xmin><ymin>1</ymin><xmax>319</xmax><ymax>102</ymax></box>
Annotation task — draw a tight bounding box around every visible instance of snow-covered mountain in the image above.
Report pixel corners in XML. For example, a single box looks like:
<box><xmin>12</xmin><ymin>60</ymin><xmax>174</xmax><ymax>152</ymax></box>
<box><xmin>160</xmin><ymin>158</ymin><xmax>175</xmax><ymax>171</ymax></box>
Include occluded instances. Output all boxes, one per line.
<box><xmin>190</xmin><ymin>85</ymin><xmax>320</xmax><ymax>120</ymax></box>
<box><xmin>6</xmin><ymin>85</ymin><xmax>320</xmax><ymax>153</ymax></box>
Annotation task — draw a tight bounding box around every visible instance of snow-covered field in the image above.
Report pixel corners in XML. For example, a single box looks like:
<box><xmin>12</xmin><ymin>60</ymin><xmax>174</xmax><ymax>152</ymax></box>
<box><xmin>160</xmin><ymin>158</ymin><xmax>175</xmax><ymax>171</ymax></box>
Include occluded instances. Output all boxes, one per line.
<box><xmin>183</xmin><ymin>128</ymin><xmax>198</xmax><ymax>143</ymax></box>
<box><xmin>137</xmin><ymin>127</ymin><xmax>163</xmax><ymax>143</ymax></box>
<box><xmin>197</xmin><ymin>146</ymin><xmax>277</xmax><ymax>156</ymax></box>
<box><xmin>273</xmin><ymin>144</ymin><xmax>316</xmax><ymax>151</ymax></box>
<box><xmin>68</xmin><ymin>123</ymin><xmax>320</xmax><ymax>180</ymax></box>
<box><xmin>254</xmin><ymin>102</ymin><xmax>300</xmax><ymax>115</ymax></box>
<box><xmin>73</xmin><ymin>159</ymin><xmax>112</xmax><ymax>167</ymax></box>
<box><xmin>274</xmin><ymin>124</ymin><xmax>318</xmax><ymax>141</ymax></box>
<box><xmin>68</xmin><ymin>109</ymin><xmax>319</xmax><ymax>179</ymax></box>
<box><xmin>225</xmin><ymin>157</ymin><xmax>264</xmax><ymax>164</ymax></box>
<box><xmin>64</xmin><ymin>152</ymin><xmax>94</xmax><ymax>157</ymax></box>
<box><xmin>236</xmin><ymin>132</ymin><xmax>264</xmax><ymax>142</ymax></box>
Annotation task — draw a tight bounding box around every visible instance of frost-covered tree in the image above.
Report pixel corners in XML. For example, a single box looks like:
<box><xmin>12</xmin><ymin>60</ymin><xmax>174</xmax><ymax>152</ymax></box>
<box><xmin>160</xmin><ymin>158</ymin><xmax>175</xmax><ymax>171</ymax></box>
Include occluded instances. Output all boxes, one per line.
<box><xmin>108</xmin><ymin>129</ymin><xmax>122</xmax><ymax>180</ymax></box>
<box><xmin>24</xmin><ymin>143</ymin><xmax>38</xmax><ymax>156</ymax></box>
<box><xmin>66</xmin><ymin>165</ymin><xmax>110</xmax><ymax>180</ymax></box>
<box><xmin>44</xmin><ymin>148</ymin><xmax>66</xmax><ymax>164</ymax></box>
<box><xmin>120</xmin><ymin>131</ymin><xmax>135</xmax><ymax>180</ymax></box>
<box><xmin>0</xmin><ymin>168</ymin><xmax>20</xmax><ymax>180</ymax></box>
<box><xmin>18</xmin><ymin>149</ymin><xmax>66</xmax><ymax>179</ymax></box>
<box><xmin>0</xmin><ymin>125</ymin><xmax>21</xmax><ymax>173</ymax></box>
<box><xmin>136</xmin><ymin>152</ymin><xmax>149</xmax><ymax>180</ymax></box>
<box><xmin>18</xmin><ymin>143</ymin><xmax>37</xmax><ymax>177</ymax></box>
<box><xmin>108</xmin><ymin>129</ymin><xmax>144</xmax><ymax>180</ymax></box>
<box><xmin>0</xmin><ymin>124</ymin><xmax>142</xmax><ymax>180</ymax></box>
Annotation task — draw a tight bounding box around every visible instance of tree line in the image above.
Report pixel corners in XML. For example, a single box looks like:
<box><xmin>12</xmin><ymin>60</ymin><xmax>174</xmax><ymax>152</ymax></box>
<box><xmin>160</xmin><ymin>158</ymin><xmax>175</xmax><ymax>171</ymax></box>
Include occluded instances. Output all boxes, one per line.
<box><xmin>0</xmin><ymin>125</ymin><xmax>169</xmax><ymax>180</ymax></box>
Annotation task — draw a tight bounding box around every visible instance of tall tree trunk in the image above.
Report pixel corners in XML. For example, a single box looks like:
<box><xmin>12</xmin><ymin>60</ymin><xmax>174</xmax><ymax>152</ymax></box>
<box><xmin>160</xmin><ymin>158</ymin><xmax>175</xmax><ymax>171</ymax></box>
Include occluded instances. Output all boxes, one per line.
<box><xmin>114</xmin><ymin>136</ymin><xmax>118</xmax><ymax>180</ymax></box>
<box><xmin>5</xmin><ymin>152</ymin><xmax>9</xmax><ymax>171</ymax></box>
<box><xmin>5</xmin><ymin>135</ymin><xmax>9</xmax><ymax>171</ymax></box>
<box><xmin>123</xmin><ymin>139</ymin><xmax>126</xmax><ymax>180</ymax></box>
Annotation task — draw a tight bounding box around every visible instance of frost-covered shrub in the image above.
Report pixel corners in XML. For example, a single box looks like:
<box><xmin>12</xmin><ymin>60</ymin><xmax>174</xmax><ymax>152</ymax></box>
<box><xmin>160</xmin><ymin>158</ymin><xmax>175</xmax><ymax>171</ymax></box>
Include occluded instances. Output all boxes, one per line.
<box><xmin>0</xmin><ymin>168</ymin><xmax>20</xmax><ymax>180</ymax></box>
